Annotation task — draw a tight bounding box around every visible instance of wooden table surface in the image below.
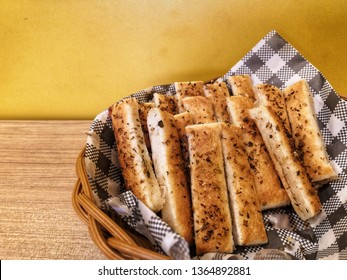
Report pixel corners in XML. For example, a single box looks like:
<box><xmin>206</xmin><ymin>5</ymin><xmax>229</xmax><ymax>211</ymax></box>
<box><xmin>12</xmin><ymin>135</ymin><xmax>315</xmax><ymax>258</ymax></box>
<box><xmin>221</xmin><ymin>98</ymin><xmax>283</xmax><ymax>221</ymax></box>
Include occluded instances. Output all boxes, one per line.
<box><xmin>0</xmin><ymin>120</ymin><xmax>107</xmax><ymax>259</ymax></box>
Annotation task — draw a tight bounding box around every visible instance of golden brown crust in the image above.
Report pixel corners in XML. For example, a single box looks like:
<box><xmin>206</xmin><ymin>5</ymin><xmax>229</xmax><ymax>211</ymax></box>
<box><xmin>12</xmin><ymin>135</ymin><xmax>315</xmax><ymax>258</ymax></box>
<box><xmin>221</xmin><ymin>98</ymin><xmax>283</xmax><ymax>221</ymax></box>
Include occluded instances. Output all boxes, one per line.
<box><xmin>153</xmin><ymin>93</ymin><xmax>178</xmax><ymax>115</ymax></box>
<box><xmin>174</xmin><ymin>81</ymin><xmax>204</xmax><ymax>113</ymax></box>
<box><xmin>147</xmin><ymin>108</ymin><xmax>193</xmax><ymax>244</ymax></box>
<box><xmin>249</xmin><ymin>105</ymin><xmax>322</xmax><ymax>221</ymax></box>
<box><xmin>254</xmin><ymin>84</ymin><xmax>292</xmax><ymax>134</ymax></box>
<box><xmin>227</xmin><ymin>75</ymin><xmax>255</xmax><ymax>100</ymax></box>
<box><xmin>186</xmin><ymin>123</ymin><xmax>234</xmax><ymax>255</ymax></box>
<box><xmin>203</xmin><ymin>82</ymin><xmax>231</xmax><ymax>122</ymax></box>
<box><xmin>110</xmin><ymin>98</ymin><xmax>165</xmax><ymax>212</ymax></box>
<box><xmin>220</xmin><ymin>123</ymin><xmax>268</xmax><ymax>245</ymax></box>
<box><xmin>283</xmin><ymin>80</ymin><xmax>337</xmax><ymax>183</ymax></box>
<box><xmin>226</xmin><ymin>96</ymin><xmax>290</xmax><ymax>210</ymax></box>
<box><xmin>226</xmin><ymin>96</ymin><xmax>255</xmax><ymax>129</ymax></box>
<box><xmin>182</xmin><ymin>96</ymin><xmax>216</xmax><ymax>124</ymax></box>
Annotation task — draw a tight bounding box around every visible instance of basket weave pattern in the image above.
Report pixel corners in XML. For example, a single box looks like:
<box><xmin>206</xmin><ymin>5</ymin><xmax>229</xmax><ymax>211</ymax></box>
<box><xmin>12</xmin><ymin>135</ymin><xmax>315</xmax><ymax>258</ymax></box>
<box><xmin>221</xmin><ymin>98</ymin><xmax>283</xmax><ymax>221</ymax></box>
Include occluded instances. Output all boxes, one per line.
<box><xmin>72</xmin><ymin>147</ymin><xmax>171</xmax><ymax>260</ymax></box>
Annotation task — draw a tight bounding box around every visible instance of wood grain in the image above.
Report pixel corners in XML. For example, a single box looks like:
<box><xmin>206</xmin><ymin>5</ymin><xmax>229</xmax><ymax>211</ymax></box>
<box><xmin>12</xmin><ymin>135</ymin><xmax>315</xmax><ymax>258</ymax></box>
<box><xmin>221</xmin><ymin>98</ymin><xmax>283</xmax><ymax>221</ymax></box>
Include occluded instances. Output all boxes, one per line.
<box><xmin>0</xmin><ymin>120</ymin><xmax>107</xmax><ymax>259</ymax></box>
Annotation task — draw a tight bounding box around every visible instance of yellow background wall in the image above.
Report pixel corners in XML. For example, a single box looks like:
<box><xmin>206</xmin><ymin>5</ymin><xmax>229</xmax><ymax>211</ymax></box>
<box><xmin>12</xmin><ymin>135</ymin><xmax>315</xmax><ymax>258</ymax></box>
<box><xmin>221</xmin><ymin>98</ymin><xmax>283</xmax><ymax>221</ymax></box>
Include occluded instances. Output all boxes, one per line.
<box><xmin>1</xmin><ymin>0</ymin><xmax>346</xmax><ymax>119</ymax></box>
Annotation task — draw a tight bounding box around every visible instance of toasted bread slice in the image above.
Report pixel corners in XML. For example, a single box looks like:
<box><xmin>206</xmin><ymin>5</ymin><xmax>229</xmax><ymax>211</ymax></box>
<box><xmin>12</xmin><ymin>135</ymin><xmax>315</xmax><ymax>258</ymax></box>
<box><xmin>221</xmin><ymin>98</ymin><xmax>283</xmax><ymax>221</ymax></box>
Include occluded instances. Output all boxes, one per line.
<box><xmin>220</xmin><ymin>123</ymin><xmax>268</xmax><ymax>246</ymax></box>
<box><xmin>283</xmin><ymin>80</ymin><xmax>338</xmax><ymax>184</ymax></box>
<box><xmin>254</xmin><ymin>83</ymin><xmax>292</xmax><ymax>134</ymax></box>
<box><xmin>110</xmin><ymin>98</ymin><xmax>164</xmax><ymax>212</ymax></box>
<box><xmin>249</xmin><ymin>105</ymin><xmax>322</xmax><ymax>221</ymax></box>
<box><xmin>174</xmin><ymin>81</ymin><xmax>204</xmax><ymax>113</ymax></box>
<box><xmin>226</xmin><ymin>96</ymin><xmax>290</xmax><ymax>210</ymax></box>
<box><xmin>147</xmin><ymin>108</ymin><xmax>193</xmax><ymax>244</ymax></box>
<box><xmin>153</xmin><ymin>93</ymin><xmax>178</xmax><ymax>115</ymax></box>
<box><xmin>182</xmin><ymin>96</ymin><xmax>216</xmax><ymax>124</ymax></box>
<box><xmin>203</xmin><ymin>82</ymin><xmax>231</xmax><ymax>122</ymax></box>
<box><xmin>173</xmin><ymin>112</ymin><xmax>195</xmax><ymax>172</ymax></box>
<box><xmin>227</xmin><ymin>75</ymin><xmax>255</xmax><ymax>100</ymax></box>
<box><xmin>138</xmin><ymin>102</ymin><xmax>155</xmax><ymax>153</ymax></box>
<box><xmin>186</xmin><ymin>123</ymin><xmax>234</xmax><ymax>255</ymax></box>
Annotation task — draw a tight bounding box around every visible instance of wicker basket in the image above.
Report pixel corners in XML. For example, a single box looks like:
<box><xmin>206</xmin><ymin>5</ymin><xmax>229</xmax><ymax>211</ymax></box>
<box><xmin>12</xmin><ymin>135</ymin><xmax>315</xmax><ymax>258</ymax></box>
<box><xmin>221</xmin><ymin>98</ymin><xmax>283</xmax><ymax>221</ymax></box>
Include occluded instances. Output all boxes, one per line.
<box><xmin>73</xmin><ymin>94</ymin><xmax>347</xmax><ymax>260</ymax></box>
<box><xmin>72</xmin><ymin>147</ymin><xmax>171</xmax><ymax>260</ymax></box>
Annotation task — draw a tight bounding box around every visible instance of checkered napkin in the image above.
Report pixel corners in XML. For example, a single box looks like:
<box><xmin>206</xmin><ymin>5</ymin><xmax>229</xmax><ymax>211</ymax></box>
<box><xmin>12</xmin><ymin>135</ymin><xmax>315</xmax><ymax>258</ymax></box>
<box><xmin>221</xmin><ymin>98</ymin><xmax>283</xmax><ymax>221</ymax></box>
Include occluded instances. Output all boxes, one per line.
<box><xmin>84</xmin><ymin>30</ymin><xmax>347</xmax><ymax>260</ymax></box>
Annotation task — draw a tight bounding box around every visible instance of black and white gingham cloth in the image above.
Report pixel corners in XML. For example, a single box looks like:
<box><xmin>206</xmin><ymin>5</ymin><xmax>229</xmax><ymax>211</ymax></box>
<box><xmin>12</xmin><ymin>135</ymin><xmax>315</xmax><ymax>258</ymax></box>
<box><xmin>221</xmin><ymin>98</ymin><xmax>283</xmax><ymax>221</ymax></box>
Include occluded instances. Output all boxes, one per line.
<box><xmin>84</xmin><ymin>30</ymin><xmax>347</xmax><ymax>260</ymax></box>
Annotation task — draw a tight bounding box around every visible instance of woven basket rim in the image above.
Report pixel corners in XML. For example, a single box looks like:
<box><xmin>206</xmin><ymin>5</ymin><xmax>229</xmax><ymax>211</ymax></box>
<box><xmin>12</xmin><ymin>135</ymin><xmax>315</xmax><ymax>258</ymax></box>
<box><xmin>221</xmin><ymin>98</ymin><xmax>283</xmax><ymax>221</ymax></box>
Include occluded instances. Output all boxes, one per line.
<box><xmin>72</xmin><ymin>147</ymin><xmax>171</xmax><ymax>260</ymax></box>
